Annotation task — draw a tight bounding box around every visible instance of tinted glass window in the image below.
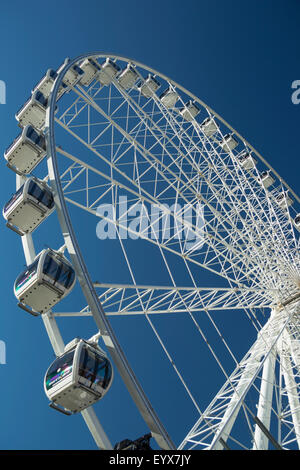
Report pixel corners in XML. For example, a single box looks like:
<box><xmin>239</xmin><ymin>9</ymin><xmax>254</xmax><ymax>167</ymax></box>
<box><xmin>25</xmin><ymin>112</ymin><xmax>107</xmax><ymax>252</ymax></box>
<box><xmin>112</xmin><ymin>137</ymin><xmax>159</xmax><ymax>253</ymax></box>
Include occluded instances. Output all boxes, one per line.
<box><xmin>41</xmin><ymin>190</ymin><xmax>54</xmax><ymax>209</ymax></box>
<box><xmin>45</xmin><ymin>350</ymin><xmax>74</xmax><ymax>390</ymax></box>
<box><xmin>26</xmin><ymin>127</ymin><xmax>40</xmax><ymax>144</ymax></box>
<box><xmin>15</xmin><ymin>259</ymin><xmax>39</xmax><ymax>292</ymax></box>
<box><xmin>35</xmin><ymin>91</ymin><xmax>47</xmax><ymax>107</ymax></box>
<box><xmin>28</xmin><ymin>181</ymin><xmax>43</xmax><ymax>201</ymax></box>
<box><xmin>43</xmin><ymin>253</ymin><xmax>74</xmax><ymax>289</ymax></box>
<box><xmin>95</xmin><ymin>356</ymin><xmax>112</xmax><ymax>389</ymax></box>
<box><xmin>26</xmin><ymin>127</ymin><xmax>45</xmax><ymax>149</ymax></box>
<box><xmin>57</xmin><ymin>263</ymin><xmax>74</xmax><ymax>289</ymax></box>
<box><xmin>66</xmin><ymin>269</ymin><xmax>75</xmax><ymax>289</ymax></box>
<box><xmin>90</xmin><ymin>59</ymin><xmax>100</xmax><ymax>70</ymax></box>
<box><xmin>73</xmin><ymin>65</ymin><xmax>84</xmax><ymax>75</ymax></box>
<box><xmin>28</xmin><ymin>181</ymin><xmax>54</xmax><ymax>209</ymax></box>
<box><xmin>79</xmin><ymin>347</ymin><xmax>112</xmax><ymax>390</ymax></box>
<box><xmin>43</xmin><ymin>254</ymin><xmax>60</xmax><ymax>282</ymax></box>
<box><xmin>49</xmin><ymin>69</ymin><xmax>57</xmax><ymax>79</ymax></box>
<box><xmin>3</xmin><ymin>185</ymin><xmax>24</xmax><ymax>213</ymax></box>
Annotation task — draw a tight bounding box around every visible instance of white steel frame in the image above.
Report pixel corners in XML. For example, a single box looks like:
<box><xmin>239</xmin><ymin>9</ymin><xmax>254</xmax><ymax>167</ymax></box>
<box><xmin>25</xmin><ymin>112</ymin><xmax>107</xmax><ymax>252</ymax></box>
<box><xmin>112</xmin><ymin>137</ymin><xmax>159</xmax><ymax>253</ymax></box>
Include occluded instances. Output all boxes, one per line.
<box><xmin>11</xmin><ymin>53</ymin><xmax>300</xmax><ymax>450</ymax></box>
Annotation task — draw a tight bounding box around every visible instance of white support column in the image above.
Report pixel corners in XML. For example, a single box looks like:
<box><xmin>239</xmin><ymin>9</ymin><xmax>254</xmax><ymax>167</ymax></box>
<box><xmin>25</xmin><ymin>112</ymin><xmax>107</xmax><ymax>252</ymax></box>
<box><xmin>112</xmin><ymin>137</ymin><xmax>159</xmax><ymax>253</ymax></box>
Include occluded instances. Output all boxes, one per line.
<box><xmin>281</xmin><ymin>354</ymin><xmax>300</xmax><ymax>448</ymax></box>
<box><xmin>45</xmin><ymin>72</ymin><xmax>176</xmax><ymax>450</ymax></box>
<box><xmin>252</xmin><ymin>348</ymin><xmax>276</xmax><ymax>449</ymax></box>
<box><xmin>17</xmin><ymin>176</ymin><xmax>112</xmax><ymax>450</ymax></box>
<box><xmin>81</xmin><ymin>408</ymin><xmax>113</xmax><ymax>450</ymax></box>
<box><xmin>280</xmin><ymin>329</ymin><xmax>300</xmax><ymax>449</ymax></box>
<box><xmin>209</xmin><ymin>338</ymin><xmax>265</xmax><ymax>450</ymax></box>
<box><xmin>205</xmin><ymin>309</ymin><xmax>284</xmax><ymax>450</ymax></box>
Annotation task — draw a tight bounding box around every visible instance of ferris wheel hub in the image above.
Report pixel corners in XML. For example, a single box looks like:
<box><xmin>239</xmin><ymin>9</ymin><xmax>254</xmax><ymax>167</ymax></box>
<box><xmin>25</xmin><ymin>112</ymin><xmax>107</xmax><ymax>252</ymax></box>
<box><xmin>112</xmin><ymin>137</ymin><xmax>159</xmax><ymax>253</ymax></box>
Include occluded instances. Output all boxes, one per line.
<box><xmin>276</xmin><ymin>292</ymin><xmax>300</xmax><ymax>311</ymax></box>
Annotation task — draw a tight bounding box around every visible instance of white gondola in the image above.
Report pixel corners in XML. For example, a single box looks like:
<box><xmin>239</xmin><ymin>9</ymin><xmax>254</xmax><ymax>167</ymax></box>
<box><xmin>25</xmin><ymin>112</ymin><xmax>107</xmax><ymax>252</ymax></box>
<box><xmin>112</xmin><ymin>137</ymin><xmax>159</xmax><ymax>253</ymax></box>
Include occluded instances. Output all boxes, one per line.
<box><xmin>16</xmin><ymin>90</ymin><xmax>48</xmax><ymax>129</ymax></box>
<box><xmin>44</xmin><ymin>338</ymin><xmax>113</xmax><ymax>415</ymax></box>
<box><xmin>4</xmin><ymin>125</ymin><xmax>46</xmax><ymax>175</ymax></box>
<box><xmin>117</xmin><ymin>64</ymin><xmax>138</xmax><ymax>90</ymax></box>
<box><xmin>3</xmin><ymin>177</ymin><xmax>54</xmax><ymax>235</ymax></box>
<box><xmin>14</xmin><ymin>248</ymin><xmax>76</xmax><ymax>316</ymax></box>
<box><xmin>32</xmin><ymin>69</ymin><xmax>67</xmax><ymax>100</ymax></box>
<box><xmin>238</xmin><ymin>151</ymin><xmax>257</xmax><ymax>170</ymax></box>
<box><xmin>259</xmin><ymin>170</ymin><xmax>275</xmax><ymax>188</ymax></box>
<box><xmin>57</xmin><ymin>58</ymin><xmax>84</xmax><ymax>88</ymax></box>
<box><xmin>220</xmin><ymin>133</ymin><xmax>239</xmax><ymax>152</ymax></box>
<box><xmin>180</xmin><ymin>100</ymin><xmax>200</xmax><ymax>121</ymax></box>
<box><xmin>200</xmin><ymin>117</ymin><xmax>219</xmax><ymax>137</ymax></box>
<box><xmin>294</xmin><ymin>214</ymin><xmax>300</xmax><ymax>231</ymax></box>
<box><xmin>138</xmin><ymin>74</ymin><xmax>160</xmax><ymax>98</ymax></box>
<box><xmin>98</xmin><ymin>58</ymin><xmax>120</xmax><ymax>86</ymax></box>
<box><xmin>78</xmin><ymin>58</ymin><xmax>101</xmax><ymax>86</ymax></box>
<box><xmin>160</xmin><ymin>88</ymin><xmax>179</xmax><ymax>108</ymax></box>
<box><xmin>276</xmin><ymin>191</ymin><xmax>293</xmax><ymax>209</ymax></box>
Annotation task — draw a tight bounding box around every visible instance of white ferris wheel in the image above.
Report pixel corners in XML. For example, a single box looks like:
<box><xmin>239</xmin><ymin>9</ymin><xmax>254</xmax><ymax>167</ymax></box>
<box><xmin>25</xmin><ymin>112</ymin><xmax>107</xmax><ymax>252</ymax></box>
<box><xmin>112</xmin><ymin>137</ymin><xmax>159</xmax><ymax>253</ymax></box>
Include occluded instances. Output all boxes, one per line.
<box><xmin>3</xmin><ymin>53</ymin><xmax>300</xmax><ymax>451</ymax></box>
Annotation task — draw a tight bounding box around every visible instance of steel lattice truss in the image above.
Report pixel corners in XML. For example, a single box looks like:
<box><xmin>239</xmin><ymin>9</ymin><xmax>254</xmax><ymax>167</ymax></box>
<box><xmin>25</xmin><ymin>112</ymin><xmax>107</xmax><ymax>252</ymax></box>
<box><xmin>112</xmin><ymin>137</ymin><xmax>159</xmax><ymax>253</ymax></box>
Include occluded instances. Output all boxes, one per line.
<box><xmin>55</xmin><ymin>284</ymin><xmax>271</xmax><ymax>316</ymax></box>
<box><xmin>54</xmin><ymin>76</ymin><xmax>300</xmax><ymax>296</ymax></box>
<box><xmin>17</xmin><ymin>55</ymin><xmax>300</xmax><ymax>449</ymax></box>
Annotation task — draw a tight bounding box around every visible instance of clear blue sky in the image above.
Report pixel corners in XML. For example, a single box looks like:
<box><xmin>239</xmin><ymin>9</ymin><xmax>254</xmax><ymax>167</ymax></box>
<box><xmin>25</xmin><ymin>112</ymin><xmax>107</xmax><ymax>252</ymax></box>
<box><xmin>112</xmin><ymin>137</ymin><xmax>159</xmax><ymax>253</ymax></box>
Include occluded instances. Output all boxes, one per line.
<box><xmin>0</xmin><ymin>0</ymin><xmax>299</xmax><ymax>450</ymax></box>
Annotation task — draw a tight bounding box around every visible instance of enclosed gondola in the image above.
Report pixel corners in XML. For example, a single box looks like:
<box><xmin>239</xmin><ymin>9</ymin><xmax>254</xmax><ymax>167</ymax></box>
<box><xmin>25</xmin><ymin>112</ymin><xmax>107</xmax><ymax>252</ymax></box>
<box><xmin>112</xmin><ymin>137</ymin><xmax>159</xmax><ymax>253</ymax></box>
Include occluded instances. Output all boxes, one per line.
<box><xmin>98</xmin><ymin>58</ymin><xmax>120</xmax><ymax>86</ymax></box>
<box><xmin>44</xmin><ymin>338</ymin><xmax>113</xmax><ymax>414</ymax></box>
<box><xmin>220</xmin><ymin>133</ymin><xmax>238</xmax><ymax>152</ymax></box>
<box><xmin>32</xmin><ymin>68</ymin><xmax>68</xmax><ymax>100</ymax></box>
<box><xmin>259</xmin><ymin>170</ymin><xmax>275</xmax><ymax>189</ymax></box>
<box><xmin>3</xmin><ymin>177</ymin><xmax>54</xmax><ymax>235</ymax></box>
<box><xmin>179</xmin><ymin>100</ymin><xmax>200</xmax><ymax>121</ymax></box>
<box><xmin>4</xmin><ymin>125</ymin><xmax>46</xmax><ymax>175</ymax></box>
<box><xmin>138</xmin><ymin>74</ymin><xmax>160</xmax><ymax>98</ymax></box>
<box><xmin>238</xmin><ymin>151</ymin><xmax>257</xmax><ymax>170</ymax></box>
<box><xmin>160</xmin><ymin>87</ymin><xmax>179</xmax><ymax>108</ymax></box>
<box><xmin>79</xmin><ymin>58</ymin><xmax>101</xmax><ymax>86</ymax></box>
<box><xmin>294</xmin><ymin>214</ymin><xmax>300</xmax><ymax>231</ymax></box>
<box><xmin>117</xmin><ymin>63</ymin><xmax>138</xmax><ymax>90</ymax></box>
<box><xmin>200</xmin><ymin>117</ymin><xmax>219</xmax><ymax>137</ymax></box>
<box><xmin>14</xmin><ymin>248</ymin><xmax>76</xmax><ymax>315</ymax></box>
<box><xmin>16</xmin><ymin>90</ymin><xmax>48</xmax><ymax>129</ymax></box>
<box><xmin>276</xmin><ymin>191</ymin><xmax>293</xmax><ymax>210</ymax></box>
<box><xmin>57</xmin><ymin>57</ymin><xmax>84</xmax><ymax>88</ymax></box>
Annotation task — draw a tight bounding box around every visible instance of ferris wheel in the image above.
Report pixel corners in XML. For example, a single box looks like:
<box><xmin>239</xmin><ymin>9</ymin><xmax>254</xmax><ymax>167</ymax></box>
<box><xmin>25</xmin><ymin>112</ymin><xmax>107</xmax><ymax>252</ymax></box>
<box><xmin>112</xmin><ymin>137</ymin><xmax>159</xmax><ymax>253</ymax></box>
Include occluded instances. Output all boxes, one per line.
<box><xmin>3</xmin><ymin>53</ymin><xmax>300</xmax><ymax>451</ymax></box>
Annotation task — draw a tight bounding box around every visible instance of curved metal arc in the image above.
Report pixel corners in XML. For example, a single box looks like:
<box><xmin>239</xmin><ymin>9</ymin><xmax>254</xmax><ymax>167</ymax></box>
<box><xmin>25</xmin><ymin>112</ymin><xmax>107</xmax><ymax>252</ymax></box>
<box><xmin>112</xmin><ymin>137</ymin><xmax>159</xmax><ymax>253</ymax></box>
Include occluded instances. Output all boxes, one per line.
<box><xmin>54</xmin><ymin>51</ymin><xmax>299</xmax><ymax>209</ymax></box>
<box><xmin>74</xmin><ymin>52</ymin><xmax>299</xmax><ymax>205</ymax></box>
<box><xmin>45</xmin><ymin>53</ymin><xmax>175</xmax><ymax>450</ymax></box>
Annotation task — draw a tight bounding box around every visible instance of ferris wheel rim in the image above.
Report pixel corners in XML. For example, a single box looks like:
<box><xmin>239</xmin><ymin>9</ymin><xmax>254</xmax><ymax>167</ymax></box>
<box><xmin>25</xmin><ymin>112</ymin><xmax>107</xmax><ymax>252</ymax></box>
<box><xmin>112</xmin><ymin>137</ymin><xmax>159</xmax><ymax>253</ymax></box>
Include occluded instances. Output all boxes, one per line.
<box><xmin>45</xmin><ymin>52</ymin><xmax>178</xmax><ymax>451</ymax></box>
<box><xmin>12</xmin><ymin>52</ymin><xmax>298</xmax><ymax>450</ymax></box>
<box><xmin>52</xmin><ymin>52</ymin><xmax>298</xmax><ymax>203</ymax></box>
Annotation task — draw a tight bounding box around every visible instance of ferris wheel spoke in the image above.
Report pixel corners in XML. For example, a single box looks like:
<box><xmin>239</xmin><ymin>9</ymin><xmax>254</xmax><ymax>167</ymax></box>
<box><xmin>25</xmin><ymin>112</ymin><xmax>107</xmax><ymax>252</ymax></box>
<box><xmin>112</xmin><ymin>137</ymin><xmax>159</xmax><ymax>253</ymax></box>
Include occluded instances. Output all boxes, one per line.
<box><xmin>100</xmin><ymin>77</ymin><xmax>295</xmax><ymax>273</ymax></box>
<box><xmin>57</xmin><ymin>83</ymin><xmax>298</xmax><ymax>294</ymax></box>
<box><xmin>56</xmin><ymin>118</ymin><xmax>278</xmax><ymax>290</ymax></box>
<box><xmin>72</xmin><ymin>83</ymin><xmax>267</xmax><ymax>261</ymax></box>
<box><xmin>179</xmin><ymin>302</ymin><xmax>300</xmax><ymax>450</ymax></box>
<box><xmin>8</xmin><ymin>53</ymin><xmax>299</xmax><ymax>450</ymax></box>
<box><xmin>53</xmin><ymin>284</ymin><xmax>274</xmax><ymax>317</ymax></box>
<box><xmin>59</xmin><ymin>60</ymin><xmax>299</xmax><ymax>449</ymax></box>
<box><xmin>55</xmin><ymin>144</ymin><xmax>259</xmax><ymax>287</ymax></box>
